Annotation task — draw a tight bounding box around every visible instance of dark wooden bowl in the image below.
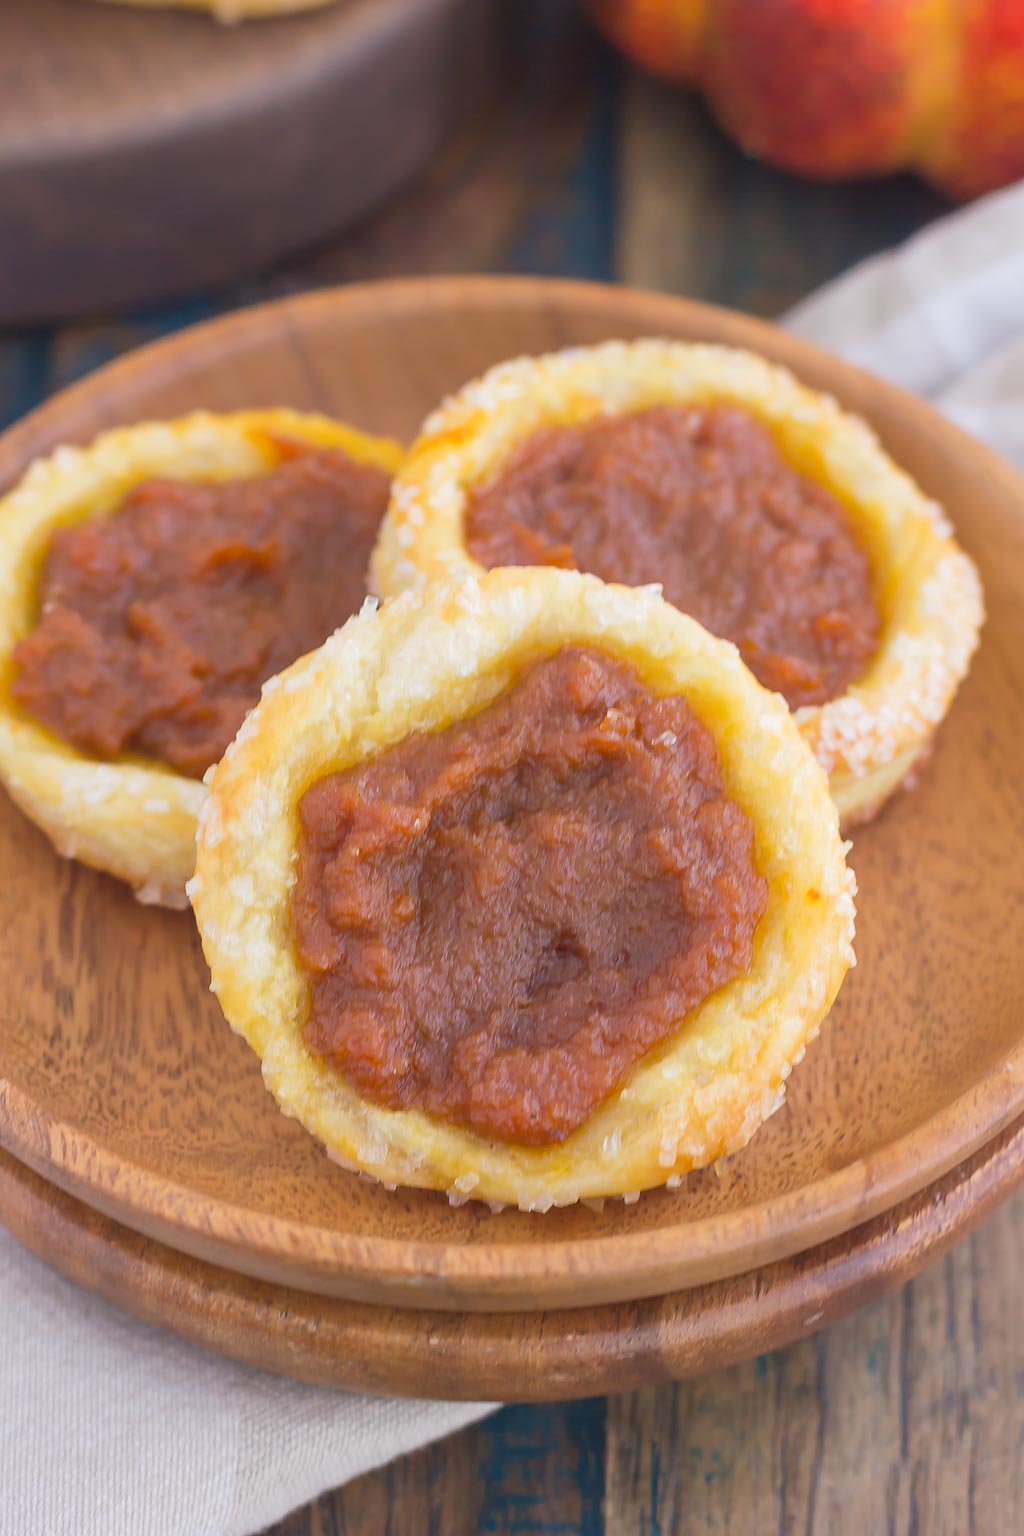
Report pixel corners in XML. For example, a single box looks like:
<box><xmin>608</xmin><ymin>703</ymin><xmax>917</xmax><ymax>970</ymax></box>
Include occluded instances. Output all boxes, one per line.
<box><xmin>0</xmin><ymin>0</ymin><xmax>501</xmax><ymax>322</ymax></box>
<box><xmin>0</xmin><ymin>277</ymin><xmax>1022</xmax><ymax>1324</ymax></box>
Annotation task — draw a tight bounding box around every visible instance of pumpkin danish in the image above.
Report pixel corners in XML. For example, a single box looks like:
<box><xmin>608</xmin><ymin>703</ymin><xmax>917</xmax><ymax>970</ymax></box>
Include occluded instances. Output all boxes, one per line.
<box><xmin>190</xmin><ymin>567</ymin><xmax>856</xmax><ymax>1208</ymax></box>
<box><xmin>372</xmin><ymin>340</ymin><xmax>983</xmax><ymax>824</ymax></box>
<box><xmin>0</xmin><ymin>410</ymin><xmax>402</xmax><ymax>906</ymax></box>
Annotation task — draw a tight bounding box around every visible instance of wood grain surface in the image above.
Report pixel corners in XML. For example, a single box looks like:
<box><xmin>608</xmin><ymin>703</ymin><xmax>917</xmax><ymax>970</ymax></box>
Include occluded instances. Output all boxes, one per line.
<box><xmin>0</xmin><ymin>0</ymin><xmax>503</xmax><ymax>323</ymax></box>
<box><xmin>0</xmin><ymin>277</ymin><xmax>1021</xmax><ymax>1320</ymax></box>
<box><xmin>159</xmin><ymin>50</ymin><xmax>1024</xmax><ymax>1536</ymax></box>
<box><xmin>3</xmin><ymin>1112</ymin><xmax>1024</xmax><ymax>1400</ymax></box>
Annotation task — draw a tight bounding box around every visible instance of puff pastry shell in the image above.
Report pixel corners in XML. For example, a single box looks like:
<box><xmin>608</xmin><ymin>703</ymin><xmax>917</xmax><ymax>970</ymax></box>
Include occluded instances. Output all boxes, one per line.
<box><xmin>190</xmin><ymin>567</ymin><xmax>856</xmax><ymax>1208</ymax></box>
<box><xmin>0</xmin><ymin>410</ymin><xmax>402</xmax><ymax>907</ymax></box>
<box><xmin>372</xmin><ymin>340</ymin><xmax>984</xmax><ymax>824</ymax></box>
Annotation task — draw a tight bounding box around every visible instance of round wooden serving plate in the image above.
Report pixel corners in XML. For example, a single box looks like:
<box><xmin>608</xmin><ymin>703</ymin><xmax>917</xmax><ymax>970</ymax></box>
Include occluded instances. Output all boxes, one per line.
<box><xmin>0</xmin><ymin>277</ymin><xmax>1022</xmax><ymax>1315</ymax></box>
<box><xmin>3</xmin><ymin>1119</ymin><xmax>1024</xmax><ymax>1400</ymax></box>
<box><xmin>0</xmin><ymin>0</ymin><xmax>500</xmax><ymax>323</ymax></box>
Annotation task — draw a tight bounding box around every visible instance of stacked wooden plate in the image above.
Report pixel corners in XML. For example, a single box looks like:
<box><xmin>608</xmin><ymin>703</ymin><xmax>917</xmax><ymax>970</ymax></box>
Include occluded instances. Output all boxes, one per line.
<box><xmin>1</xmin><ymin>278</ymin><xmax>1022</xmax><ymax>1401</ymax></box>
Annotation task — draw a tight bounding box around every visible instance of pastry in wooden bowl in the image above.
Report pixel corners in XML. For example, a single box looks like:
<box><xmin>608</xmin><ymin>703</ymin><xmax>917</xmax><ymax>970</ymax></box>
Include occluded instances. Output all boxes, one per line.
<box><xmin>0</xmin><ymin>410</ymin><xmax>402</xmax><ymax>907</ymax></box>
<box><xmin>372</xmin><ymin>340</ymin><xmax>984</xmax><ymax>824</ymax></box>
<box><xmin>190</xmin><ymin>567</ymin><xmax>856</xmax><ymax>1208</ymax></box>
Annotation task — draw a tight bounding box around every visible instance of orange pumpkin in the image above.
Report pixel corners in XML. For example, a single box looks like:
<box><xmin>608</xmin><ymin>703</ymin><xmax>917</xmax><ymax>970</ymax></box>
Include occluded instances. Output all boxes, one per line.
<box><xmin>590</xmin><ymin>0</ymin><xmax>1024</xmax><ymax>199</ymax></box>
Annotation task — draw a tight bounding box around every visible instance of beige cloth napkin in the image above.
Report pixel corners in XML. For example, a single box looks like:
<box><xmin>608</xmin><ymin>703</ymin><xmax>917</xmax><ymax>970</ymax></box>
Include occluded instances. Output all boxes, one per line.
<box><xmin>786</xmin><ymin>179</ymin><xmax>1024</xmax><ymax>469</ymax></box>
<box><xmin>3</xmin><ymin>179</ymin><xmax>1024</xmax><ymax>1536</ymax></box>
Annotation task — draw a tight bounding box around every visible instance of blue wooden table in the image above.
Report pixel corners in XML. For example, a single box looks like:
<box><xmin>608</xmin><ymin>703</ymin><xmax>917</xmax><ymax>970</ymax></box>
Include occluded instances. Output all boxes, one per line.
<box><xmin>7</xmin><ymin>12</ymin><xmax>1019</xmax><ymax>1535</ymax></box>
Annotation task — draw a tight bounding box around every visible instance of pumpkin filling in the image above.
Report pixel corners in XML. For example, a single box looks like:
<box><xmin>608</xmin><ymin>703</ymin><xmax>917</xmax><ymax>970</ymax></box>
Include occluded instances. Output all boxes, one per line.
<box><xmin>465</xmin><ymin>404</ymin><xmax>880</xmax><ymax>710</ymax></box>
<box><xmin>293</xmin><ymin>645</ymin><xmax>768</xmax><ymax>1147</ymax></box>
<box><xmin>11</xmin><ymin>446</ymin><xmax>391</xmax><ymax>779</ymax></box>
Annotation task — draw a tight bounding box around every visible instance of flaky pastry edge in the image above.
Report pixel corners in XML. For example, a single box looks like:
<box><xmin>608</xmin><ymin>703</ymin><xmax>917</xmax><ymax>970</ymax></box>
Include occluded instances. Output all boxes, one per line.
<box><xmin>190</xmin><ymin>567</ymin><xmax>856</xmax><ymax>1208</ymax></box>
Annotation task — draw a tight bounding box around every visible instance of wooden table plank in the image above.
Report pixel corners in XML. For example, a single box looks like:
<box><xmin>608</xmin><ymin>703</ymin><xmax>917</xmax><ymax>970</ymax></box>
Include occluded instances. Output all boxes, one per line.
<box><xmin>266</xmin><ymin>1424</ymin><xmax>489</xmax><ymax>1536</ymax></box>
<box><xmin>605</xmin><ymin>1189</ymin><xmax>1024</xmax><ymax>1535</ymax></box>
<box><xmin>292</xmin><ymin>56</ymin><xmax>1000</xmax><ymax>1536</ymax></box>
<box><xmin>0</xmin><ymin>334</ymin><xmax>52</xmax><ymax>436</ymax></box>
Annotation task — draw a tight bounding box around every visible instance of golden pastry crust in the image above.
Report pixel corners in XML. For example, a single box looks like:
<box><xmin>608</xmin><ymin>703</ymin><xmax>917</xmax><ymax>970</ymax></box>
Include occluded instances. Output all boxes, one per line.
<box><xmin>372</xmin><ymin>340</ymin><xmax>984</xmax><ymax>824</ymax></box>
<box><xmin>190</xmin><ymin>567</ymin><xmax>856</xmax><ymax>1208</ymax></box>
<box><xmin>0</xmin><ymin>410</ymin><xmax>403</xmax><ymax>907</ymax></box>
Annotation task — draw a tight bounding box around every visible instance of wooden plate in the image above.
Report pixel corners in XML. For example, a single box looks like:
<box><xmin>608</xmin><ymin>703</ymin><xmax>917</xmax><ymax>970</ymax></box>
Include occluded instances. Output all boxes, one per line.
<box><xmin>0</xmin><ymin>0</ymin><xmax>500</xmax><ymax>323</ymax></box>
<box><xmin>0</xmin><ymin>277</ymin><xmax>1022</xmax><ymax>1313</ymax></box>
<box><xmin>3</xmin><ymin>1118</ymin><xmax>1023</xmax><ymax>1400</ymax></box>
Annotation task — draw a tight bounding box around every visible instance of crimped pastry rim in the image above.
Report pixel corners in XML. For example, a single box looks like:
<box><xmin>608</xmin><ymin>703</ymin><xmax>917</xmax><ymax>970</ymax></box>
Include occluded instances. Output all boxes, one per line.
<box><xmin>0</xmin><ymin>409</ymin><xmax>403</xmax><ymax>906</ymax></box>
<box><xmin>371</xmin><ymin>338</ymin><xmax>984</xmax><ymax>823</ymax></box>
<box><xmin>0</xmin><ymin>276</ymin><xmax>1013</xmax><ymax>1299</ymax></box>
<box><xmin>190</xmin><ymin>566</ymin><xmax>856</xmax><ymax>1209</ymax></box>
